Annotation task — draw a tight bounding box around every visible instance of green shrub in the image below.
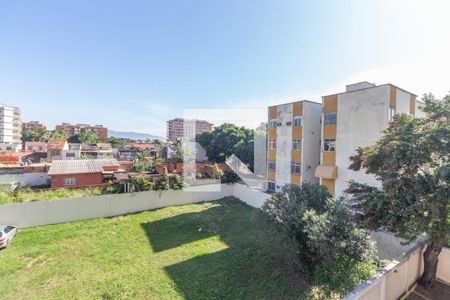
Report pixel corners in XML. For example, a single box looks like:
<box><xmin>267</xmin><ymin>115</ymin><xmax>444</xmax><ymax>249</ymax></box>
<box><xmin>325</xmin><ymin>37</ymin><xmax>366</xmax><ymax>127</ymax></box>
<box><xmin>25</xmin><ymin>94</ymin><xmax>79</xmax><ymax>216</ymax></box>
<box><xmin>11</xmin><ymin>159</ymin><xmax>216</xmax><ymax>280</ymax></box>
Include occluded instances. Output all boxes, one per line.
<box><xmin>263</xmin><ymin>183</ymin><xmax>375</xmax><ymax>270</ymax></box>
<box><xmin>222</xmin><ymin>171</ymin><xmax>239</xmax><ymax>184</ymax></box>
<box><xmin>154</xmin><ymin>175</ymin><xmax>169</xmax><ymax>191</ymax></box>
<box><xmin>130</xmin><ymin>175</ymin><xmax>153</xmax><ymax>192</ymax></box>
<box><xmin>171</xmin><ymin>174</ymin><xmax>186</xmax><ymax>190</ymax></box>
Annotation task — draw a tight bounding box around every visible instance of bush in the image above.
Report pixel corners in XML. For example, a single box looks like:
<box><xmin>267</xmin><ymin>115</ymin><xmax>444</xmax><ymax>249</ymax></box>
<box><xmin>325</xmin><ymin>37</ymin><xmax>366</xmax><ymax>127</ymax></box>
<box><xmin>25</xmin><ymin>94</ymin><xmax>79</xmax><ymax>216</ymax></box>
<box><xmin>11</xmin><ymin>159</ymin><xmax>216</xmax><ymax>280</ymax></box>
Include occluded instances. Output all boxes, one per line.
<box><xmin>170</xmin><ymin>174</ymin><xmax>186</xmax><ymax>190</ymax></box>
<box><xmin>222</xmin><ymin>171</ymin><xmax>239</xmax><ymax>184</ymax></box>
<box><xmin>104</xmin><ymin>181</ymin><xmax>123</xmax><ymax>194</ymax></box>
<box><xmin>154</xmin><ymin>175</ymin><xmax>169</xmax><ymax>191</ymax></box>
<box><xmin>262</xmin><ymin>183</ymin><xmax>375</xmax><ymax>270</ymax></box>
<box><xmin>130</xmin><ymin>175</ymin><xmax>153</xmax><ymax>192</ymax></box>
<box><xmin>131</xmin><ymin>160</ymin><xmax>154</xmax><ymax>173</ymax></box>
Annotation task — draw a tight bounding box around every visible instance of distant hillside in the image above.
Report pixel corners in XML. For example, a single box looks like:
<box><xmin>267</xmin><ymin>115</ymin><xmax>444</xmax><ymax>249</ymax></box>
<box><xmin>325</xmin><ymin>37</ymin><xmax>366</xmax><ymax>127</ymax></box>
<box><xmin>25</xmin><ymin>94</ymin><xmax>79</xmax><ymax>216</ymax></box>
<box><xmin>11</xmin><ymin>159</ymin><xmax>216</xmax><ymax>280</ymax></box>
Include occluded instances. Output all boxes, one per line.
<box><xmin>109</xmin><ymin>130</ymin><xmax>163</xmax><ymax>141</ymax></box>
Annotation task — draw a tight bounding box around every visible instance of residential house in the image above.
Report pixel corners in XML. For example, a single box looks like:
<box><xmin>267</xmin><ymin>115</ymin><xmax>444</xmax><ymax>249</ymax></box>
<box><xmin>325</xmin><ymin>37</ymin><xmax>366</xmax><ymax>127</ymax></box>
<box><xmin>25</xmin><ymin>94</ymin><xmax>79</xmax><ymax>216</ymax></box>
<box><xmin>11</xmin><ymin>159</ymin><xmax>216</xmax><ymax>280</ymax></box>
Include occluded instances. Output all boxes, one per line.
<box><xmin>266</xmin><ymin>100</ymin><xmax>322</xmax><ymax>192</ymax></box>
<box><xmin>62</xmin><ymin>143</ymin><xmax>81</xmax><ymax>160</ymax></box>
<box><xmin>46</xmin><ymin>140</ymin><xmax>68</xmax><ymax>162</ymax></box>
<box><xmin>80</xmin><ymin>143</ymin><xmax>113</xmax><ymax>159</ymax></box>
<box><xmin>24</xmin><ymin>141</ymin><xmax>47</xmax><ymax>152</ymax></box>
<box><xmin>47</xmin><ymin>159</ymin><xmax>120</xmax><ymax>188</ymax></box>
<box><xmin>314</xmin><ymin>82</ymin><xmax>426</xmax><ymax>195</ymax></box>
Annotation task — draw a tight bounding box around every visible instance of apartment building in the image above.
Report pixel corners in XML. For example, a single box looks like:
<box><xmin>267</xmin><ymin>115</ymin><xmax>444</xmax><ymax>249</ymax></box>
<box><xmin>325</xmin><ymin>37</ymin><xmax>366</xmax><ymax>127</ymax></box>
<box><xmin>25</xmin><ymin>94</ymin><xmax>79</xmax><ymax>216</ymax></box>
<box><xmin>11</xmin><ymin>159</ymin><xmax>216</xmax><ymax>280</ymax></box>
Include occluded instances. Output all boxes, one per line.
<box><xmin>55</xmin><ymin>123</ymin><xmax>108</xmax><ymax>139</ymax></box>
<box><xmin>23</xmin><ymin>121</ymin><xmax>46</xmax><ymax>132</ymax></box>
<box><xmin>166</xmin><ymin>118</ymin><xmax>213</xmax><ymax>142</ymax></box>
<box><xmin>266</xmin><ymin>100</ymin><xmax>322</xmax><ymax>192</ymax></box>
<box><xmin>0</xmin><ymin>103</ymin><xmax>22</xmax><ymax>152</ymax></box>
<box><xmin>315</xmin><ymin>82</ymin><xmax>426</xmax><ymax>196</ymax></box>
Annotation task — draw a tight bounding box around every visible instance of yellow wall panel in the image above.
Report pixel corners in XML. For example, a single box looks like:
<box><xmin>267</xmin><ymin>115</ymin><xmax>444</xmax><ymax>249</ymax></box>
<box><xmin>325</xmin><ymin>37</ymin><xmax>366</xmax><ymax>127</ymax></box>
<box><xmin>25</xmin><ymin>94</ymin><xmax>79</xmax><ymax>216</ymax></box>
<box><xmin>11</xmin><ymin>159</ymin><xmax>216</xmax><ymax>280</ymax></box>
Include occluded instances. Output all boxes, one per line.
<box><xmin>291</xmin><ymin>150</ymin><xmax>301</xmax><ymax>162</ymax></box>
<box><xmin>390</xmin><ymin>86</ymin><xmax>397</xmax><ymax>107</ymax></box>
<box><xmin>410</xmin><ymin>95</ymin><xmax>416</xmax><ymax>114</ymax></box>
<box><xmin>323</xmin><ymin>124</ymin><xmax>336</xmax><ymax>139</ymax></box>
<box><xmin>292</xmin><ymin>127</ymin><xmax>302</xmax><ymax>139</ymax></box>
<box><xmin>268</xmin><ymin>106</ymin><xmax>277</xmax><ymax>119</ymax></box>
<box><xmin>267</xmin><ymin>171</ymin><xmax>275</xmax><ymax>181</ymax></box>
<box><xmin>323</xmin><ymin>95</ymin><xmax>338</xmax><ymax>113</ymax></box>
<box><xmin>322</xmin><ymin>179</ymin><xmax>335</xmax><ymax>194</ymax></box>
<box><xmin>268</xmin><ymin>128</ymin><xmax>276</xmax><ymax>139</ymax></box>
<box><xmin>322</xmin><ymin>152</ymin><xmax>336</xmax><ymax>165</ymax></box>
<box><xmin>293</xmin><ymin>101</ymin><xmax>303</xmax><ymax>116</ymax></box>
<box><xmin>291</xmin><ymin>174</ymin><xmax>301</xmax><ymax>185</ymax></box>
<box><xmin>267</xmin><ymin>149</ymin><xmax>276</xmax><ymax>161</ymax></box>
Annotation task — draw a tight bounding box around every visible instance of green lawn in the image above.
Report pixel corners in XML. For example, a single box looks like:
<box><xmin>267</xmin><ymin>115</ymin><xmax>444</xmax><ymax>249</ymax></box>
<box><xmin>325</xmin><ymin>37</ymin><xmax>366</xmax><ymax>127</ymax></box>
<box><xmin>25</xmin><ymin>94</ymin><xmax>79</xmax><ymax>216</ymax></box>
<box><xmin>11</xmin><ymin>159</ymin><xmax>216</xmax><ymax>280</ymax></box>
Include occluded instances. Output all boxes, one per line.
<box><xmin>0</xmin><ymin>198</ymin><xmax>310</xmax><ymax>299</ymax></box>
<box><xmin>0</xmin><ymin>197</ymin><xmax>370</xmax><ymax>299</ymax></box>
<box><xmin>0</xmin><ymin>186</ymin><xmax>103</xmax><ymax>205</ymax></box>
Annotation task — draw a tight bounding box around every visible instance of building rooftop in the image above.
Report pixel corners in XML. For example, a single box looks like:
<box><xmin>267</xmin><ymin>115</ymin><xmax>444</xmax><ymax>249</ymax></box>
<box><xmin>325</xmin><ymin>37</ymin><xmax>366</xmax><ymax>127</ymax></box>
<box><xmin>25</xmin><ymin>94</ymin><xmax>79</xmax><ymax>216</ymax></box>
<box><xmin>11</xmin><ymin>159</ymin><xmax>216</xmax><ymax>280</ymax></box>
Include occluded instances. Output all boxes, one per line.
<box><xmin>48</xmin><ymin>159</ymin><xmax>119</xmax><ymax>175</ymax></box>
<box><xmin>47</xmin><ymin>140</ymin><xmax>67</xmax><ymax>150</ymax></box>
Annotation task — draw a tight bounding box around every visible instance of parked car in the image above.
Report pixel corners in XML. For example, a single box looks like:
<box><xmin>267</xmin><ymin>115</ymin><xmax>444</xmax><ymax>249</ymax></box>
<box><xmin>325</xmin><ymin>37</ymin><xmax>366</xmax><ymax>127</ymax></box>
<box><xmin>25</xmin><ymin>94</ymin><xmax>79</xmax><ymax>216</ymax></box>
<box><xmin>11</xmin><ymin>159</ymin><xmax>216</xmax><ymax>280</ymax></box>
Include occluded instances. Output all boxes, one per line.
<box><xmin>0</xmin><ymin>225</ymin><xmax>17</xmax><ymax>249</ymax></box>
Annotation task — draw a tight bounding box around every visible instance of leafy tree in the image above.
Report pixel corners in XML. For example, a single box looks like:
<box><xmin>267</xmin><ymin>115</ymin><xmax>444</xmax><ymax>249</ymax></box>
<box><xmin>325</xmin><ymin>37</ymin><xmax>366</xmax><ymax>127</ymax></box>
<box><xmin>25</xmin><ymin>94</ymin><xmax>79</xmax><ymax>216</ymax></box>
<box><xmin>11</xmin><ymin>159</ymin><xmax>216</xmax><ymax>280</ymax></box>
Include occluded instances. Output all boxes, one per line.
<box><xmin>171</xmin><ymin>141</ymin><xmax>192</xmax><ymax>164</ymax></box>
<box><xmin>262</xmin><ymin>183</ymin><xmax>374</xmax><ymax>269</ymax></box>
<box><xmin>346</xmin><ymin>93</ymin><xmax>450</xmax><ymax>288</ymax></box>
<box><xmin>197</xmin><ymin>123</ymin><xmax>255</xmax><ymax>170</ymax></box>
<box><xmin>69</xmin><ymin>131</ymin><xmax>102</xmax><ymax>144</ymax></box>
<box><xmin>130</xmin><ymin>175</ymin><xmax>153</xmax><ymax>192</ymax></box>
<box><xmin>49</xmin><ymin>130</ymin><xmax>69</xmax><ymax>141</ymax></box>
<box><xmin>22</xmin><ymin>128</ymin><xmax>49</xmax><ymax>142</ymax></box>
<box><xmin>170</xmin><ymin>174</ymin><xmax>186</xmax><ymax>190</ymax></box>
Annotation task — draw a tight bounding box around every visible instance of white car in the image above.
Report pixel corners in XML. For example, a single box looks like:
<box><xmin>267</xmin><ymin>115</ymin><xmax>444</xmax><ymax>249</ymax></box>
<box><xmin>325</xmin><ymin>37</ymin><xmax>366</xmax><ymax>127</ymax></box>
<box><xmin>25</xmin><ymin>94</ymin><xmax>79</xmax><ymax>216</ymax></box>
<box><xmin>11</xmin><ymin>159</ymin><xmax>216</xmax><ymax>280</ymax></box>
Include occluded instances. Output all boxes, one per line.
<box><xmin>0</xmin><ymin>225</ymin><xmax>17</xmax><ymax>249</ymax></box>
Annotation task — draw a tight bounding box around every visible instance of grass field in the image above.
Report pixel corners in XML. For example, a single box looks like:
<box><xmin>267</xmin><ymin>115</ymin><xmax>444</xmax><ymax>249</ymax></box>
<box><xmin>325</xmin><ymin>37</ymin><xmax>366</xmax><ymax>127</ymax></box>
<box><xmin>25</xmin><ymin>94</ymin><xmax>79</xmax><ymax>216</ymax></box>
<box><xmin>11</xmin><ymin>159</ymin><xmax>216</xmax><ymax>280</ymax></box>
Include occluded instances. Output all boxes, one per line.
<box><xmin>0</xmin><ymin>186</ymin><xmax>102</xmax><ymax>205</ymax></box>
<box><xmin>0</xmin><ymin>197</ymin><xmax>373</xmax><ymax>299</ymax></box>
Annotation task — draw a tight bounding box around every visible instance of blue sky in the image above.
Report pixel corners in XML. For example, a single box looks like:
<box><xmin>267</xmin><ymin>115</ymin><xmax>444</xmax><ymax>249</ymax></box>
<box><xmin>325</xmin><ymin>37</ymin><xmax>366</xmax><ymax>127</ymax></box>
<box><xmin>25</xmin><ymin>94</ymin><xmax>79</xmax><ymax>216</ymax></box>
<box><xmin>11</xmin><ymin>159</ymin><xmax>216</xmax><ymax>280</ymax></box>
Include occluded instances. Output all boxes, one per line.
<box><xmin>0</xmin><ymin>0</ymin><xmax>449</xmax><ymax>136</ymax></box>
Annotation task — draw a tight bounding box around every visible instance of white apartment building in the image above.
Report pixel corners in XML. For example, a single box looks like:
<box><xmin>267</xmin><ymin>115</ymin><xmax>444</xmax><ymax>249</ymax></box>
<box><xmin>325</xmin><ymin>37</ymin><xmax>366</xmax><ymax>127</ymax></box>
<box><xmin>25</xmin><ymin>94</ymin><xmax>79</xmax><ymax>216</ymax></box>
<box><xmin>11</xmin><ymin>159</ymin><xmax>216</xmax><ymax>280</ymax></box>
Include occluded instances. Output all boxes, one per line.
<box><xmin>267</xmin><ymin>100</ymin><xmax>322</xmax><ymax>192</ymax></box>
<box><xmin>0</xmin><ymin>103</ymin><xmax>22</xmax><ymax>152</ymax></box>
<box><xmin>315</xmin><ymin>82</ymin><xmax>426</xmax><ymax>196</ymax></box>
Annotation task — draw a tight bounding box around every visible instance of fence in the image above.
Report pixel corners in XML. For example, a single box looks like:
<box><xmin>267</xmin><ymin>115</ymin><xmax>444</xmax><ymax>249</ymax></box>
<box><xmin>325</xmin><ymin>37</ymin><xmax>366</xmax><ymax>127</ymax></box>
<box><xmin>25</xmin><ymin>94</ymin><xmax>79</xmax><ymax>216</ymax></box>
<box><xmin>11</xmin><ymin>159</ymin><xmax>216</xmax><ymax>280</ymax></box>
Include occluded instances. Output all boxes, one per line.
<box><xmin>344</xmin><ymin>244</ymin><xmax>450</xmax><ymax>300</ymax></box>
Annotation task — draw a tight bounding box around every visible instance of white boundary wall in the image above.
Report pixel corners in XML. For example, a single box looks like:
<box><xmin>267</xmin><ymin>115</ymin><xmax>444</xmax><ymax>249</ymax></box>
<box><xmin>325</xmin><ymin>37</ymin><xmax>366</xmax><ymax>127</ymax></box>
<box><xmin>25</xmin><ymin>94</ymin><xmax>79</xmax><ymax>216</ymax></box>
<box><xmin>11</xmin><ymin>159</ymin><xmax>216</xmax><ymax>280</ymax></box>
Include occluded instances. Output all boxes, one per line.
<box><xmin>0</xmin><ymin>184</ymin><xmax>234</xmax><ymax>228</ymax></box>
<box><xmin>344</xmin><ymin>244</ymin><xmax>450</xmax><ymax>300</ymax></box>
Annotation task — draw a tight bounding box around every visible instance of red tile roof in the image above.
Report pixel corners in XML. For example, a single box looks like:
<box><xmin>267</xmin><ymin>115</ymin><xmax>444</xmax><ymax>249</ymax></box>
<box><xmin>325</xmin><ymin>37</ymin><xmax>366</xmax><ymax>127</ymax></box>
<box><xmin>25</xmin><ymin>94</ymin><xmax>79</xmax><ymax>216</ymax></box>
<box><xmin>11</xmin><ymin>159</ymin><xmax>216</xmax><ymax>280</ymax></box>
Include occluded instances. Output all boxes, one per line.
<box><xmin>47</xmin><ymin>140</ymin><xmax>67</xmax><ymax>150</ymax></box>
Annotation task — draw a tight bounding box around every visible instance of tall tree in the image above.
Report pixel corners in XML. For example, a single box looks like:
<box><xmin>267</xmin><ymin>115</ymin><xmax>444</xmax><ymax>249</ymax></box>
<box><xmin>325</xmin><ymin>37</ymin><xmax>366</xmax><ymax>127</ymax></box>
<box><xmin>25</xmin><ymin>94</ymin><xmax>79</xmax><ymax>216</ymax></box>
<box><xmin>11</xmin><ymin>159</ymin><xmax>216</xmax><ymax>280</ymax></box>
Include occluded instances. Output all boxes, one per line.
<box><xmin>69</xmin><ymin>131</ymin><xmax>102</xmax><ymax>144</ymax></box>
<box><xmin>22</xmin><ymin>128</ymin><xmax>49</xmax><ymax>142</ymax></box>
<box><xmin>346</xmin><ymin>93</ymin><xmax>450</xmax><ymax>288</ymax></box>
<box><xmin>197</xmin><ymin>123</ymin><xmax>255</xmax><ymax>170</ymax></box>
<box><xmin>49</xmin><ymin>130</ymin><xmax>69</xmax><ymax>141</ymax></box>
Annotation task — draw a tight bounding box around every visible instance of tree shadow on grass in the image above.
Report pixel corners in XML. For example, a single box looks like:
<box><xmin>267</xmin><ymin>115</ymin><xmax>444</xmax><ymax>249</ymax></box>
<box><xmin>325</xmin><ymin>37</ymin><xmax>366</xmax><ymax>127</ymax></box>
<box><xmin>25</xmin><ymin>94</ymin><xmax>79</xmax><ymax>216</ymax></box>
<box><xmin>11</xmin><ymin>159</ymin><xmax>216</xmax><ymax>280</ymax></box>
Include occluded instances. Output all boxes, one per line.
<box><xmin>140</xmin><ymin>198</ymin><xmax>309</xmax><ymax>299</ymax></box>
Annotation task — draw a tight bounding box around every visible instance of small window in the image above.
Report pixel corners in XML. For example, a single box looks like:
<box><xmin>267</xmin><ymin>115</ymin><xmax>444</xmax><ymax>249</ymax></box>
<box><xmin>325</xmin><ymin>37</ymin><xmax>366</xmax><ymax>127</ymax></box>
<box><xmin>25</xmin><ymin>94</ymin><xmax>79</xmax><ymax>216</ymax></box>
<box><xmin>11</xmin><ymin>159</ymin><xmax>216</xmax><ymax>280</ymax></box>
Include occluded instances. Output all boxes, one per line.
<box><xmin>63</xmin><ymin>178</ymin><xmax>76</xmax><ymax>186</ymax></box>
<box><xmin>323</xmin><ymin>139</ymin><xmax>336</xmax><ymax>152</ymax></box>
<box><xmin>276</xmin><ymin>121</ymin><xmax>282</xmax><ymax>127</ymax></box>
<box><xmin>291</xmin><ymin>162</ymin><xmax>301</xmax><ymax>174</ymax></box>
<box><xmin>286</xmin><ymin>121</ymin><xmax>292</xmax><ymax>126</ymax></box>
<box><xmin>269</xmin><ymin>119</ymin><xmax>277</xmax><ymax>129</ymax></box>
<box><xmin>293</xmin><ymin>140</ymin><xmax>302</xmax><ymax>151</ymax></box>
<box><xmin>269</xmin><ymin>140</ymin><xmax>276</xmax><ymax>149</ymax></box>
<box><xmin>293</xmin><ymin>116</ymin><xmax>302</xmax><ymax>127</ymax></box>
<box><xmin>324</xmin><ymin>112</ymin><xmax>337</xmax><ymax>125</ymax></box>
<box><xmin>66</xmin><ymin>152</ymin><xmax>75</xmax><ymax>158</ymax></box>
<box><xmin>389</xmin><ymin>106</ymin><xmax>396</xmax><ymax>121</ymax></box>
<box><xmin>267</xmin><ymin>181</ymin><xmax>276</xmax><ymax>192</ymax></box>
<box><xmin>268</xmin><ymin>160</ymin><xmax>276</xmax><ymax>171</ymax></box>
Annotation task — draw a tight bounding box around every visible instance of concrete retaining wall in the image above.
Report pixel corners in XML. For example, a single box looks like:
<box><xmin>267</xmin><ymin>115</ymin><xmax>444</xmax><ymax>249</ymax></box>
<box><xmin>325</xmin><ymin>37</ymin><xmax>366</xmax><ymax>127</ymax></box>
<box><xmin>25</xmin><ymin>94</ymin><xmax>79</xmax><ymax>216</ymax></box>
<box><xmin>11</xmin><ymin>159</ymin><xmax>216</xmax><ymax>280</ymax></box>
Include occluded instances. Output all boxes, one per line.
<box><xmin>0</xmin><ymin>184</ymin><xmax>234</xmax><ymax>228</ymax></box>
<box><xmin>344</xmin><ymin>244</ymin><xmax>450</xmax><ymax>300</ymax></box>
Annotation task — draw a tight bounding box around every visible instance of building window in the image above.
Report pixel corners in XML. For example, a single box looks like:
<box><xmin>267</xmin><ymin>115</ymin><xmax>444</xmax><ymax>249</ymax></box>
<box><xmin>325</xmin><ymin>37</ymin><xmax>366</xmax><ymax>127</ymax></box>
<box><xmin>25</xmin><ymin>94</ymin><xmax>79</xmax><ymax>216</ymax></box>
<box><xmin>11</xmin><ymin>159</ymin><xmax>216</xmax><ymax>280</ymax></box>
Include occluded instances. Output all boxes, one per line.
<box><xmin>324</xmin><ymin>112</ymin><xmax>337</xmax><ymax>125</ymax></box>
<box><xmin>269</xmin><ymin>140</ymin><xmax>276</xmax><ymax>149</ymax></box>
<box><xmin>323</xmin><ymin>139</ymin><xmax>336</xmax><ymax>152</ymax></box>
<box><xmin>268</xmin><ymin>160</ymin><xmax>276</xmax><ymax>171</ymax></box>
<box><xmin>63</xmin><ymin>178</ymin><xmax>76</xmax><ymax>186</ymax></box>
<box><xmin>286</xmin><ymin>121</ymin><xmax>292</xmax><ymax>126</ymax></box>
<box><xmin>267</xmin><ymin>181</ymin><xmax>276</xmax><ymax>192</ymax></box>
<box><xmin>291</xmin><ymin>162</ymin><xmax>301</xmax><ymax>174</ymax></box>
<box><xmin>66</xmin><ymin>152</ymin><xmax>75</xmax><ymax>158</ymax></box>
<box><xmin>269</xmin><ymin>119</ymin><xmax>277</xmax><ymax>129</ymax></box>
<box><xmin>293</xmin><ymin>139</ymin><xmax>302</xmax><ymax>150</ymax></box>
<box><xmin>293</xmin><ymin>116</ymin><xmax>302</xmax><ymax>127</ymax></box>
<box><xmin>389</xmin><ymin>106</ymin><xmax>396</xmax><ymax>121</ymax></box>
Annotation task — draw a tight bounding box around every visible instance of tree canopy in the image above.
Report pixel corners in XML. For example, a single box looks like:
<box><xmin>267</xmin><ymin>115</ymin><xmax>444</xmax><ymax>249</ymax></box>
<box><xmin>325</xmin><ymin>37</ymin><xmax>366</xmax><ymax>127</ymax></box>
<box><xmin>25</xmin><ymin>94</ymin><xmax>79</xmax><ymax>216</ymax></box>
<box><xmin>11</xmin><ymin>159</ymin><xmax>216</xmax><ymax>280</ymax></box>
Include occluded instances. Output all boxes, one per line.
<box><xmin>49</xmin><ymin>130</ymin><xmax>69</xmax><ymax>141</ymax></box>
<box><xmin>22</xmin><ymin>128</ymin><xmax>49</xmax><ymax>142</ymax></box>
<box><xmin>196</xmin><ymin>123</ymin><xmax>255</xmax><ymax>170</ymax></box>
<box><xmin>68</xmin><ymin>131</ymin><xmax>102</xmax><ymax>144</ymax></box>
<box><xmin>346</xmin><ymin>93</ymin><xmax>450</xmax><ymax>288</ymax></box>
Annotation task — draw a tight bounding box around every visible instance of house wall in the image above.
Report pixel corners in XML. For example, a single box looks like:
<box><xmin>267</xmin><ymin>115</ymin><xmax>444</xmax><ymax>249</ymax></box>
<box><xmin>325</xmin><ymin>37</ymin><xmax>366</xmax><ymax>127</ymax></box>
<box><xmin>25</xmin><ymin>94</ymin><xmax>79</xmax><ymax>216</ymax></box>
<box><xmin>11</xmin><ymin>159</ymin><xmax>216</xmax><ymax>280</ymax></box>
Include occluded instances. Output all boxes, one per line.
<box><xmin>275</xmin><ymin>103</ymin><xmax>293</xmax><ymax>191</ymax></box>
<box><xmin>334</xmin><ymin>85</ymin><xmax>389</xmax><ymax>196</ymax></box>
<box><xmin>50</xmin><ymin>173</ymin><xmax>103</xmax><ymax>188</ymax></box>
<box><xmin>302</xmin><ymin>102</ymin><xmax>322</xmax><ymax>184</ymax></box>
<box><xmin>0</xmin><ymin>173</ymin><xmax>49</xmax><ymax>187</ymax></box>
